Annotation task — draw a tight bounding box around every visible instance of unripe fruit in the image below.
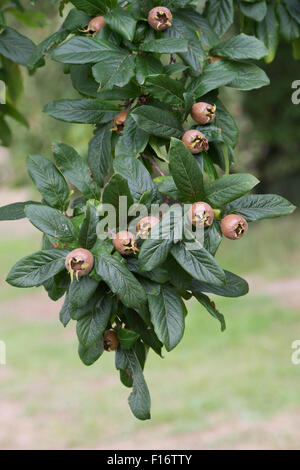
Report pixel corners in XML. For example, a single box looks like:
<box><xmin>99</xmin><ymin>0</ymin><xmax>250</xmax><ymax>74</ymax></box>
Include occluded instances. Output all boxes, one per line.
<box><xmin>191</xmin><ymin>102</ymin><xmax>216</xmax><ymax>125</ymax></box>
<box><xmin>188</xmin><ymin>202</ymin><xmax>214</xmax><ymax>228</ymax></box>
<box><xmin>113</xmin><ymin>231</ymin><xmax>138</xmax><ymax>255</ymax></box>
<box><xmin>112</xmin><ymin>111</ymin><xmax>128</xmax><ymax>134</ymax></box>
<box><xmin>104</xmin><ymin>330</ymin><xmax>119</xmax><ymax>352</ymax></box>
<box><xmin>87</xmin><ymin>16</ymin><xmax>106</xmax><ymax>34</ymax></box>
<box><xmin>221</xmin><ymin>214</ymin><xmax>248</xmax><ymax>240</ymax></box>
<box><xmin>136</xmin><ymin>216</ymin><xmax>159</xmax><ymax>239</ymax></box>
<box><xmin>148</xmin><ymin>7</ymin><xmax>172</xmax><ymax>31</ymax></box>
<box><xmin>65</xmin><ymin>248</ymin><xmax>94</xmax><ymax>282</ymax></box>
<box><xmin>182</xmin><ymin>130</ymin><xmax>209</xmax><ymax>154</ymax></box>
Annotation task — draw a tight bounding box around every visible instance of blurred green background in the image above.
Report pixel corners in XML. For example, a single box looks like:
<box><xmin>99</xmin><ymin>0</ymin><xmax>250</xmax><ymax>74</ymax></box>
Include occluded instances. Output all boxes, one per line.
<box><xmin>0</xmin><ymin>3</ymin><xmax>300</xmax><ymax>450</ymax></box>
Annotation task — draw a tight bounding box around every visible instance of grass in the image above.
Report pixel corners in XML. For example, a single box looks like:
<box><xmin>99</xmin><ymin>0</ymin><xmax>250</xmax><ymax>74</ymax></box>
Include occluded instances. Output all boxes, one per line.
<box><xmin>0</xmin><ymin>215</ymin><xmax>299</xmax><ymax>449</ymax></box>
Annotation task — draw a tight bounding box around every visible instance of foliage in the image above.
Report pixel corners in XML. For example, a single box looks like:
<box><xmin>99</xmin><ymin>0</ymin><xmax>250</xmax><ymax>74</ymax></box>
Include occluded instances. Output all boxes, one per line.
<box><xmin>0</xmin><ymin>0</ymin><xmax>298</xmax><ymax>420</ymax></box>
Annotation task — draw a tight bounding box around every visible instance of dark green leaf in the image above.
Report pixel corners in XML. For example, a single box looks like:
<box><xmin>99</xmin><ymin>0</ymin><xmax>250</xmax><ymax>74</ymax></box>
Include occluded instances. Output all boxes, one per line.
<box><xmin>105</xmin><ymin>8</ymin><xmax>136</xmax><ymax>41</ymax></box>
<box><xmin>139</xmin><ymin>38</ymin><xmax>188</xmax><ymax>53</ymax></box>
<box><xmin>117</xmin><ymin>328</ymin><xmax>140</xmax><ymax>350</ymax></box>
<box><xmin>225</xmin><ymin>194</ymin><xmax>296</xmax><ymax>222</ymax></box>
<box><xmin>70</xmin><ymin>0</ymin><xmax>107</xmax><ymax>15</ymax></box>
<box><xmin>211</xmin><ymin>34</ymin><xmax>267</xmax><ymax>61</ymax></box>
<box><xmin>0</xmin><ymin>27</ymin><xmax>35</xmax><ymax>66</ymax></box>
<box><xmin>256</xmin><ymin>3</ymin><xmax>279</xmax><ymax>63</ymax></box>
<box><xmin>191</xmin><ymin>270</ymin><xmax>249</xmax><ymax>298</ymax></box>
<box><xmin>240</xmin><ymin>1</ymin><xmax>267</xmax><ymax>22</ymax></box>
<box><xmin>0</xmin><ymin>201</ymin><xmax>39</xmax><ymax>221</ymax></box>
<box><xmin>169</xmin><ymin>138</ymin><xmax>204</xmax><ymax>203</ymax></box>
<box><xmin>44</xmin><ymin>98</ymin><xmax>118</xmax><ymax>124</ymax></box>
<box><xmin>27</xmin><ymin>155</ymin><xmax>69</xmax><ymax>210</ymax></box>
<box><xmin>87</xmin><ymin>123</ymin><xmax>112</xmax><ymax>186</ymax></box>
<box><xmin>6</xmin><ymin>249</ymin><xmax>68</xmax><ymax>288</ymax></box>
<box><xmin>79</xmin><ymin>205</ymin><xmax>99</xmax><ymax>249</ymax></box>
<box><xmin>135</xmin><ymin>55</ymin><xmax>164</xmax><ymax>85</ymax></box>
<box><xmin>59</xmin><ymin>295</ymin><xmax>71</xmax><ymax>327</ymax></box>
<box><xmin>204</xmin><ymin>174</ymin><xmax>259</xmax><ymax>207</ymax></box>
<box><xmin>25</xmin><ymin>205</ymin><xmax>77</xmax><ymax>242</ymax></box>
<box><xmin>78</xmin><ymin>338</ymin><xmax>104</xmax><ymax>366</ymax></box>
<box><xmin>115</xmin><ymin>116</ymin><xmax>149</xmax><ymax>158</ymax></box>
<box><xmin>171</xmin><ymin>242</ymin><xmax>226</xmax><ymax>286</ymax></box>
<box><xmin>102</xmin><ymin>173</ymin><xmax>134</xmax><ymax>211</ymax></box>
<box><xmin>204</xmin><ymin>0</ymin><xmax>234</xmax><ymax>37</ymax></box>
<box><xmin>123</xmin><ymin>349</ymin><xmax>151</xmax><ymax>420</ymax></box>
<box><xmin>145</xmin><ymin>75</ymin><xmax>184</xmax><ymax>106</ymax></box>
<box><xmin>192</xmin><ymin>291</ymin><xmax>226</xmax><ymax>331</ymax></box>
<box><xmin>77</xmin><ymin>295</ymin><xmax>112</xmax><ymax>347</ymax></box>
<box><xmin>148</xmin><ymin>285</ymin><xmax>185</xmax><ymax>351</ymax></box>
<box><xmin>154</xmin><ymin>176</ymin><xmax>181</xmax><ymax>200</ymax></box>
<box><xmin>131</xmin><ymin>105</ymin><xmax>183</xmax><ymax>139</ymax></box>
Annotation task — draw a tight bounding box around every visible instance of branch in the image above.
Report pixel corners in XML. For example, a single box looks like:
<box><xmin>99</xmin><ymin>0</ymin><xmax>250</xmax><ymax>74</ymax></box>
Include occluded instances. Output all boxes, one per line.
<box><xmin>142</xmin><ymin>154</ymin><xmax>165</xmax><ymax>177</ymax></box>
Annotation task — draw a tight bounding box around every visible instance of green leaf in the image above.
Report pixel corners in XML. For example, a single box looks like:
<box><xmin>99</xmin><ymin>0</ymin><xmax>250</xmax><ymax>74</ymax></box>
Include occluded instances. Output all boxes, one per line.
<box><xmin>91</xmin><ymin>42</ymin><xmax>135</xmax><ymax>90</ymax></box>
<box><xmin>68</xmin><ymin>276</ymin><xmax>99</xmax><ymax>313</ymax></box>
<box><xmin>105</xmin><ymin>8</ymin><xmax>136</xmax><ymax>41</ymax></box>
<box><xmin>123</xmin><ymin>349</ymin><xmax>151</xmax><ymax>420</ymax></box>
<box><xmin>192</xmin><ymin>291</ymin><xmax>226</xmax><ymax>332</ymax></box>
<box><xmin>226</xmin><ymin>62</ymin><xmax>270</xmax><ymax>91</ymax></box>
<box><xmin>154</xmin><ymin>176</ymin><xmax>181</xmax><ymax>200</ymax></box>
<box><xmin>113</xmin><ymin>156</ymin><xmax>160</xmax><ymax>203</ymax></box>
<box><xmin>59</xmin><ymin>296</ymin><xmax>71</xmax><ymax>327</ymax></box>
<box><xmin>6</xmin><ymin>249</ymin><xmax>68</xmax><ymax>288</ymax></box>
<box><xmin>0</xmin><ymin>201</ymin><xmax>39</xmax><ymax>221</ymax></box>
<box><xmin>175</xmin><ymin>8</ymin><xmax>219</xmax><ymax>48</ymax></box>
<box><xmin>283</xmin><ymin>0</ymin><xmax>300</xmax><ymax>24</ymax></box>
<box><xmin>44</xmin><ymin>99</ymin><xmax>118</xmax><ymax>124</ymax></box>
<box><xmin>0</xmin><ymin>27</ymin><xmax>35</xmax><ymax>66</ymax></box>
<box><xmin>53</xmin><ymin>36</ymin><xmax>107</xmax><ymax>64</ymax></box>
<box><xmin>27</xmin><ymin>155</ymin><xmax>69</xmax><ymax>210</ymax></box>
<box><xmin>225</xmin><ymin>194</ymin><xmax>296</xmax><ymax>222</ymax></box>
<box><xmin>204</xmin><ymin>174</ymin><xmax>259</xmax><ymax>207</ymax></box>
<box><xmin>95</xmin><ymin>254</ymin><xmax>147</xmax><ymax>310</ymax></box>
<box><xmin>70</xmin><ymin>0</ymin><xmax>107</xmax><ymax>15</ymax></box>
<box><xmin>148</xmin><ymin>285</ymin><xmax>185</xmax><ymax>351</ymax></box>
<box><xmin>53</xmin><ymin>142</ymin><xmax>100</xmax><ymax>200</ymax></box>
<box><xmin>211</xmin><ymin>34</ymin><xmax>267</xmax><ymax>61</ymax></box>
<box><xmin>191</xmin><ymin>270</ymin><xmax>249</xmax><ymax>298</ymax></box>
<box><xmin>77</xmin><ymin>295</ymin><xmax>112</xmax><ymax>347</ymax></box>
<box><xmin>169</xmin><ymin>138</ymin><xmax>204</xmax><ymax>203</ymax></box>
<box><xmin>135</xmin><ymin>55</ymin><xmax>164</xmax><ymax>85</ymax></box>
<box><xmin>138</xmin><ymin>205</ymin><xmax>183</xmax><ymax>272</ymax></box>
<box><xmin>171</xmin><ymin>242</ymin><xmax>226</xmax><ymax>286</ymax></box>
<box><xmin>204</xmin><ymin>0</ymin><xmax>234</xmax><ymax>37</ymax></box>
<box><xmin>256</xmin><ymin>3</ymin><xmax>279</xmax><ymax>63</ymax></box>
<box><xmin>78</xmin><ymin>339</ymin><xmax>104</xmax><ymax>366</ymax></box>
<box><xmin>164</xmin><ymin>17</ymin><xmax>205</xmax><ymax>74</ymax></box>
<box><xmin>115</xmin><ymin>116</ymin><xmax>149</xmax><ymax>158</ymax></box>
<box><xmin>25</xmin><ymin>205</ymin><xmax>77</xmax><ymax>242</ymax></box>
<box><xmin>139</xmin><ymin>38</ymin><xmax>188</xmax><ymax>53</ymax></box>
<box><xmin>87</xmin><ymin>123</ymin><xmax>112</xmax><ymax>186</ymax></box>
<box><xmin>145</xmin><ymin>75</ymin><xmax>184</xmax><ymax>106</ymax></box>
<box><xmin>240</xmin><ymin>1</ymin><xmax>267</xmax><ymax>22</ymax></box>
<box><xmin>277</xmin><ymin>3</ymin><xmax>300</xmax><ymax>41</ymax></box>
<box><xmin>131</xmin><ymin>105</ymin><xmax>183</xmax><ymax>139</ymax></box>
<box><xmin>117</xmin><ymin>328</ymin><xmax>140</xmax><ymax>350</ymax></box>
<box><xmin>79</xmin><ymin>205</ymin><xmax>99</xmax><ymax>249</ymax></box>
<box><xmin>214</xmin><ymin>99</ymin><xmax>239</xmax><ymax>148</ymax></box>
<box><xmin>102</xmin><ymin>174</ymin><xmax>134</xmax><ymax>211</ymax></box>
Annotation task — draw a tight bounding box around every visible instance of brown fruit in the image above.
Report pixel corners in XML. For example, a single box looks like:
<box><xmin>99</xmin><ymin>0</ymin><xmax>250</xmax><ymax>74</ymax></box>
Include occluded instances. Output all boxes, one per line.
<box><xmin>104</xmin><ymin>330</ymin><xmax>119</xmax><ymax>352</ymax></box>
<box><xmin>221</xmin><ymin>214</ymin><xmax>248</xmax><ymax>240</ymax></box>
<box><xmin>148</xmin><ymin>7</ymin><xmax>172</xmax><ymax>31</ymax></box>
<box><xmin>136</xmin><ymin>216</ymin><xmax>160</xmax><ymax>239</ymax></box>
<box><xmin>65</xmin><ymin>248</ymin><xmax>94</xmax><ymax>282</ymax></box>
<box><xmin>188</xmin><ymin>202</ymin><xmax>214</xmax><ymax>228</ymax></box>
<box><xmin>87</xmin><ymin>16</ymin><xmax>106</xmax><ymax>34</ymax></box>
<box><xmin>191</xmin><ymin>102</ymin><xmax>216</xmax><ymax>125</ymax></box>
<box><xmin>113</xmin><ymin>231</ymin><xmax>138</xmax><ymax>255</ymax></box>
<box><xmin>112</xmin><ymin>111</ymin><xmax>128</xmax><ymax>134</ymax></box>
<box><xmin>182</xmin><ymin>130</ymin><xmax>209</xmax><ymax>154</ymax></box>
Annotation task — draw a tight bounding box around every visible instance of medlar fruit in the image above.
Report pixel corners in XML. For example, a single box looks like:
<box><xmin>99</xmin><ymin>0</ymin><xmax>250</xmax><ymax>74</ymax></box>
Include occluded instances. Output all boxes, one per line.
<box><xmin>148</xmin><ymin>7</ymin><xmax>172</xmax><ymax>31</ymax></box>
<box><xmin>112</xmin><ymin>111</ymin><xmax>128</xmax><ymax>134</ymax></box>
<box><xmin>191</xmin><ymin>102</ymin><xmax>216</xmax><ymax>125</ymax></box>
<box><xmin>65</xmin><ymin>248</ymin><xmax>94</xmax><ymax>282</ymax></box>
<box><xmin>113</xmin><ymin>231</ymin><xmax>139</xmax><ymax>255</ymax></box>
<box><xmin>221</xmin><ymin>214</ymin><xmax>248</xmax><ymax>240</ymax></box>
<box><xmin>182</xmin><ymin>130</ymin><xmax>209</xmax><ymax>154</ymax></box>
<box><xmin>104</xmin><ymin>330</ymin><xmax>119</xmax><ymax>352</ymax></box>
<box><xmin>87</xmin><ymin>16</ymin><xmax>106</xmax><ymax>34</ymax></box>
<box><xmin>188</xmin><ymin>202</ymin><xmax>214</xmax><ymax>228</ymax></box>
<box><xmin>136</xmin><ymin>216</ymin><xmax>160</xmax><ymax>239</ymax></box>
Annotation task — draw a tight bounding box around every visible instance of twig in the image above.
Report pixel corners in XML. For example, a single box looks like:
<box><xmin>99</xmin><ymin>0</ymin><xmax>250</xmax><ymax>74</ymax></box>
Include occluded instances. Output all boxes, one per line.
<box><xmin>142</xmin><ymin>154</ymin><xmax>165</xmax><ymax>177</ymax></box>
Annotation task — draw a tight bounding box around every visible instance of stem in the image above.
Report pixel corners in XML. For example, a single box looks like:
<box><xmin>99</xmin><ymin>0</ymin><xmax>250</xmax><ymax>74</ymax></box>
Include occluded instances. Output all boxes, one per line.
<box><xmin>142</xmin><ymin>154</ymin><xmax>165</xmax><ymax>177</ymax></box>
<box><xmin>222</xmin><ymin>143</ymin><xmax>230</xmax><ymax>175</ymax></box>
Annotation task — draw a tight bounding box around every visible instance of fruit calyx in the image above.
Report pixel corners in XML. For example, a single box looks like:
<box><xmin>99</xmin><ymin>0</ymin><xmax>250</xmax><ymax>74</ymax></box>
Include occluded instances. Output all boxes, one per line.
<box><xmin>112</xmin><ymin>111</ymin><xmax>128</xmax><ymax>134</ymax></box>
<box><xmin>221</xmin><ymin>214</ymin><xmax>248</xmax><ymax>240</ymax></box>
<box><xmin>182</xmin><ymin>130</ymin><xmax>209</xmax><ymax>154</ymax></box>
<box><xmin>113</xmin><ymin>231</ymin><xmax>139</xmax><ymax>255</ymax></box>
<box><xmin>104</xmin><ymin>330</ymin><xmax>119</xmax><ymax>352</ymax></box>
<box><xmin>191</xmin><ymin>102</ymin><xmax>216</xmax><ymax>125</ymax></box>
<box><xmin>136</xmin><ymin>216</ymin><xmax>160</xmax><ymax>239</ymax></box>
<box><xmin>189</xmin><ymin>202</ymin><xmax>214</xmax><ymax>228</ymax></box>
<box><xmin>148</xmin><ymin>7</ymin><xmax>172</xmax><ymax>31</ymax></box>
<box><xmin>65</xmin><ymin>248</ymin><xmax>94</xmax><ymax>282</ymax></box>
